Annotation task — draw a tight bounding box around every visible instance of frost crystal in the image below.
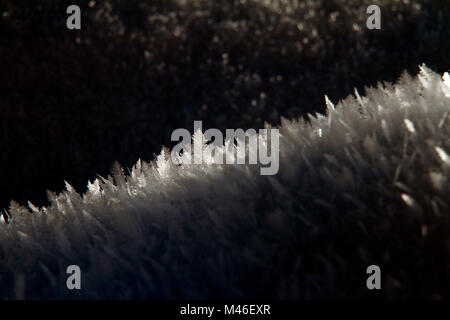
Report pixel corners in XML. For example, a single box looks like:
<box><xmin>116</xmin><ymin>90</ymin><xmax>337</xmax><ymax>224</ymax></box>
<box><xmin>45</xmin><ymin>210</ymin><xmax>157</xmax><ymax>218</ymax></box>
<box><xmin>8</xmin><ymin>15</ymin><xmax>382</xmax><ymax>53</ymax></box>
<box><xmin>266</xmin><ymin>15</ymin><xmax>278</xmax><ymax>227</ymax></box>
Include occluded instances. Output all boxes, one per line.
<box><xmin>0</xmin><ymin>65</ymin><xmax>449</xmax><ymax>299</ymax></box>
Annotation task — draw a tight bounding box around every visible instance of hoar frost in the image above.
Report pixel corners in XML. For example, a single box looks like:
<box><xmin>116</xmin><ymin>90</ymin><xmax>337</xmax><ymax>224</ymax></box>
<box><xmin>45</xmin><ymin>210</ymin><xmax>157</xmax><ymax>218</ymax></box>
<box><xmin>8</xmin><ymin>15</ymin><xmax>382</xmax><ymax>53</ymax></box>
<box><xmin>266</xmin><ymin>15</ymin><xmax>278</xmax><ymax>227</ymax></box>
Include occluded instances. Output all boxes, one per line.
<box><xmin>0</xmin><ymin>65</ymin><xmax>449</xmax><ymax>299</ymax></box>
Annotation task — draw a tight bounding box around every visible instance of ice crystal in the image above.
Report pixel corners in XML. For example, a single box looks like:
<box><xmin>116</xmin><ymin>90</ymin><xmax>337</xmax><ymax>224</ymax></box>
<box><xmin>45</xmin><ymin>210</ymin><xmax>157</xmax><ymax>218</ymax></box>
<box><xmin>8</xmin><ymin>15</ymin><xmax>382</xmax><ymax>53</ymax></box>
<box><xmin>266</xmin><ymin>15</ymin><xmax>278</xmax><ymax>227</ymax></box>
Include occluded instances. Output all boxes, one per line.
<box><xmin>0</xmin><ymin>65</ymin><xmax>449</xmax><ymax>299</ymax></box>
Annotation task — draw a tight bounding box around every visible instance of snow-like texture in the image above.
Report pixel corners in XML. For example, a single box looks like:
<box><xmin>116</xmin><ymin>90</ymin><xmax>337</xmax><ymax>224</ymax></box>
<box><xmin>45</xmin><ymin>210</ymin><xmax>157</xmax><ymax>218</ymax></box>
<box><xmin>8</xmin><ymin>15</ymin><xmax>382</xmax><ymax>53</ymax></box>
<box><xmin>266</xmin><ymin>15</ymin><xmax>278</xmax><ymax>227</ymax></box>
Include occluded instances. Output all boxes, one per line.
<box><xmin>2</xmin><ymin>0</ymin><xmax>449</xmax><ymax>211</ymax></box>
<box><xmin>1</xmin><ymin>66</ymin><xmax>449</xmax><ymax>299</ymax></box>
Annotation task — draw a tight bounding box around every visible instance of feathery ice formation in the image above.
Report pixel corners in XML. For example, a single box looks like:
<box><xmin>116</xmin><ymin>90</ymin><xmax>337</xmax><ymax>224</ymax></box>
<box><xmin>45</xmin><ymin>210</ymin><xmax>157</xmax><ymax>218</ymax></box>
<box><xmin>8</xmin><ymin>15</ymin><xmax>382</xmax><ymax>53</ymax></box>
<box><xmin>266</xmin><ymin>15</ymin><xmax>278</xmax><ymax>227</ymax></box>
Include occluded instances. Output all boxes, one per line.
<box><xmin>0</xmin><ymin>65</ymin><xmax>449</xmax><ymax>299</ymax></box>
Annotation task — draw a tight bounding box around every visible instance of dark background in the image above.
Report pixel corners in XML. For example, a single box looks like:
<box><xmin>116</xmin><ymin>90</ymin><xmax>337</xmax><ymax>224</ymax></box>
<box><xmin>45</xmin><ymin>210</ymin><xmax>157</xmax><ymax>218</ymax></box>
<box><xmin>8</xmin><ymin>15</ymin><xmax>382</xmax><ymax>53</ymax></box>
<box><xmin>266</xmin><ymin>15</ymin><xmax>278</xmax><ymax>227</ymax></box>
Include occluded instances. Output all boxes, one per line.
<box><xmin>0</xmin><ymin>0</ymin><xmax>449</xmax><ymax>210</ymax></box>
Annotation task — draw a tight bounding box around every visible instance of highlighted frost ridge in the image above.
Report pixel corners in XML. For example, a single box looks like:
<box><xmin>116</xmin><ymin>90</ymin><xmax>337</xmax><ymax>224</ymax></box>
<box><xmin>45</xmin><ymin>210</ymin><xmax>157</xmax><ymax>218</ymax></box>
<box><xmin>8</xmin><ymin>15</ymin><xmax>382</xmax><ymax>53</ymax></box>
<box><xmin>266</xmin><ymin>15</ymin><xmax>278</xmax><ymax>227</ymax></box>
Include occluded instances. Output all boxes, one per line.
<box><xmin>0</xmin><ymin>65</ymin><xmax>449</xmax><ymax>299</ymax></box>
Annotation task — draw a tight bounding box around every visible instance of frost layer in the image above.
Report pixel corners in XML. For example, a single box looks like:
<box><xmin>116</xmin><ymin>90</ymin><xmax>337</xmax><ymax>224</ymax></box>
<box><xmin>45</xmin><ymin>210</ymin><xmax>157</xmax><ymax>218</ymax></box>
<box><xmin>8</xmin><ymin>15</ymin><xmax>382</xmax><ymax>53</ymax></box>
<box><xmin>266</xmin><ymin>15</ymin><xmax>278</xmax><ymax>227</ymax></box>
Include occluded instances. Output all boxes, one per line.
<box><xmin>0</xmin><ymin>65</ymin><xmax>449</xmax><ymax>299</ymax></box>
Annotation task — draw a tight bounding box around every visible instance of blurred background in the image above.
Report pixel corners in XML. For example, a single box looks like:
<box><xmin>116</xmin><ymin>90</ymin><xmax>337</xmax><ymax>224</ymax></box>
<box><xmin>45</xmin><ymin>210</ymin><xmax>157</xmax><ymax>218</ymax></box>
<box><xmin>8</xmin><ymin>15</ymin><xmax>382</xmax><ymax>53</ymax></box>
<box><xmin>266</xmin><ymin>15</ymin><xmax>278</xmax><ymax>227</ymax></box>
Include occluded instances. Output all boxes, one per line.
<box><xmin>0</xmin><ymin>0</ymin><xmax>449</xmax><ymax>210</ymax></box>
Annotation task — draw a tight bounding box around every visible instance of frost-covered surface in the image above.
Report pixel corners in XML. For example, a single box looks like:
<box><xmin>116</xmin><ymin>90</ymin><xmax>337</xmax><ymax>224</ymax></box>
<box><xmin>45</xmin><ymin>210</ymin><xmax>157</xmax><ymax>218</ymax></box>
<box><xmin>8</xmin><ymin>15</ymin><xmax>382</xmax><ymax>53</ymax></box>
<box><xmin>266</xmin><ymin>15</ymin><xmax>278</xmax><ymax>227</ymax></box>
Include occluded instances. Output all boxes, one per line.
<box><xmin>1</xmin><ymin>66</ymin><xmax>449</xmax><ymax>299</ymax></box>
<box><xmin>2</xmin><ymin>0</ymin><xmax>449</xmax><ymax>210</ymax></box>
